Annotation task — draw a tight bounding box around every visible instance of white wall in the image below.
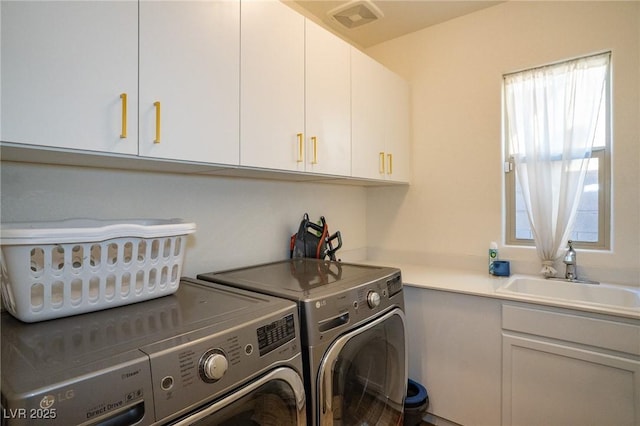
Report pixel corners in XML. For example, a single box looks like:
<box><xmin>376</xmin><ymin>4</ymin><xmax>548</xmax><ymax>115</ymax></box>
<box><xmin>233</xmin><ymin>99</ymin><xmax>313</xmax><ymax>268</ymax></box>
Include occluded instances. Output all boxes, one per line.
<box><xmin>2</xmin><ymin>2</ymin><xmax>638</xmax><ymax>286</ymax></box>
<box><xmin>0</xmin><ymin>162</ymin><xmax>368</xmax><ymax>277</ymax></box>
<box><xmin>366</xmin><ymin>1</ymin><xmax>640</xmax><ymax>285</ymax></box>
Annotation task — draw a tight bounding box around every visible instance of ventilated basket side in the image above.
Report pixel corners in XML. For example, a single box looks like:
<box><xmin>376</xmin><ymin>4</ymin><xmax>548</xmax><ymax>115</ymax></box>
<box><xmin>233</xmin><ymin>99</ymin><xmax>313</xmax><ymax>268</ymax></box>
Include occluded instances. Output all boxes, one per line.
<box><xmin>1</xmin><ymin>234</ymin><xmax>189</xmax><ymax>322</ymax></box>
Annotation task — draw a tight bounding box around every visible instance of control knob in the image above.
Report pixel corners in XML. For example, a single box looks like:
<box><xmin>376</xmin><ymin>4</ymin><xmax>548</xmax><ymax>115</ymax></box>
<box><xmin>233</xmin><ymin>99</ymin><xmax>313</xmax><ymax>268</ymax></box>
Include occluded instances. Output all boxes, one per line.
<box><xmin>200</xmin><ymin>350</ymin><xmax>229</xmax><ymax>382</ymax></box>
<box><xmin>367</xmin><ymin>290</ymin><xmax>381</xmax><ymax>308</ymax></box>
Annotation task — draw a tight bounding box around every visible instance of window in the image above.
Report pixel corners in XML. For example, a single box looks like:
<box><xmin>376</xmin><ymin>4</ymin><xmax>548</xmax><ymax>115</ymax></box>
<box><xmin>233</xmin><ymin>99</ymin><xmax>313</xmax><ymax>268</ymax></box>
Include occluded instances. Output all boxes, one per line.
<box><xmin>504</xmin><ymin>53</ymin><xmax>611</xmax><ymax>250</ymax></box>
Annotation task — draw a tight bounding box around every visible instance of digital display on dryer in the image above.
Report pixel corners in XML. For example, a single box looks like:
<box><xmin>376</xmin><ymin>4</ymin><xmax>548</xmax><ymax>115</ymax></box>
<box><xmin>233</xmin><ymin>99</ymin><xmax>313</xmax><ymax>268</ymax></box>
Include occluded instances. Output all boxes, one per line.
<box><xmin>386</xmin><ymin>274</ymin><xmax>402</xmax><ymax>297</ymax></box>
<box><xmin>256</xmin><ymin>314</ymin><xmax>296</xmax><ymax>356</ymax></box>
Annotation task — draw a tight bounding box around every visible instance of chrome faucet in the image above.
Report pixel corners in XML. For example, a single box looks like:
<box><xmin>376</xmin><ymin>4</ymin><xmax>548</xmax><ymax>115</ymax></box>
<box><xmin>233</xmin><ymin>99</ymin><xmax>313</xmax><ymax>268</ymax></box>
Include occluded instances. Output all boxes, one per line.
<box><xmin>564</xmin><ymin>240</ymin><xmax>577</xmax><ymax>280</ymax></box>
<box><xmin>548</xmin><ymin>240</ymin><xmax>599</xmax><ymax>284</ymax></box>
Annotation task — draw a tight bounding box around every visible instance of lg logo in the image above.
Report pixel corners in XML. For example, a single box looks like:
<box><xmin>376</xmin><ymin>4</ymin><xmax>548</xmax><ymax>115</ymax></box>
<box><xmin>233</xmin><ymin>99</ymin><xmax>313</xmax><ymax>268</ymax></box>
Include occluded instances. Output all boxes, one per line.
<box><xmin>40</xmin><ymin>389</ymin><xmax>74</xmax><ymax>409</ymax></box>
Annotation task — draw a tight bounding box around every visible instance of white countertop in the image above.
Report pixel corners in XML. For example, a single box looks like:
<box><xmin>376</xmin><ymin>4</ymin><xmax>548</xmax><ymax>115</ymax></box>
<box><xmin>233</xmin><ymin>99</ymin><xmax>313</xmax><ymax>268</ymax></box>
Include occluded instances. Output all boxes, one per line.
<box><xmin>362</xmin><ymin>261</ymin><xmax>640</xmax><ymax>320</ymax></box>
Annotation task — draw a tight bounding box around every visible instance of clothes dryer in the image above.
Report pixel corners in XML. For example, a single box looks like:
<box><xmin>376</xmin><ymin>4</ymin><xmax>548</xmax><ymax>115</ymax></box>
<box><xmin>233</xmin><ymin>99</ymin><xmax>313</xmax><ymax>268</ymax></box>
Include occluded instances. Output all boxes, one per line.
<box><xmin>198</xmin><ymin>259</ymin><xmax>407</xmax><ymax>426</ymax></box>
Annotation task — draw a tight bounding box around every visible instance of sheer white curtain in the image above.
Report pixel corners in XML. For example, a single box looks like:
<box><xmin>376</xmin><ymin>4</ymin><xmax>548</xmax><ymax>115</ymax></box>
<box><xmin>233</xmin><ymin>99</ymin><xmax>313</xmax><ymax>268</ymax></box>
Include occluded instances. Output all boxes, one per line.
<box><xmin>504</xmin><ymin>52</ymin><xmax>610</xmax><ymax>276</ymax></box>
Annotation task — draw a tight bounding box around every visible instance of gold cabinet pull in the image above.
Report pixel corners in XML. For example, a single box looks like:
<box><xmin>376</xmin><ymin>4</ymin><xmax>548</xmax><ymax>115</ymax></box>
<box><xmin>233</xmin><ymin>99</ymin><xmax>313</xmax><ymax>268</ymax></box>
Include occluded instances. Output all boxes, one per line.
<box><xmin>297</xmin><ymin>133</ymin><xmax>304</xmax><ymax>162</ymax></box>
<box><xmin>387</xmin><ymin>153</ymin><xmax>393</xmax><ymax>174</ymax></box>
<box><xmin>120</xmin><ymin>93</ymin><xmax>127</xmax><ymax>138</ymax></box>
<box><xmin>154</xmin><ymin>101</ymin><xmax>161</xmax><ymax>143</ymax></box>
<box><xmin>311</xmin><ymin>136</ymin><xmax>318</xmax><ymax>164</ymax></box>
<box><xmin>379</xmin><ymin>152</ymin><xmax>385</xmax><ymax>174</ymax></box>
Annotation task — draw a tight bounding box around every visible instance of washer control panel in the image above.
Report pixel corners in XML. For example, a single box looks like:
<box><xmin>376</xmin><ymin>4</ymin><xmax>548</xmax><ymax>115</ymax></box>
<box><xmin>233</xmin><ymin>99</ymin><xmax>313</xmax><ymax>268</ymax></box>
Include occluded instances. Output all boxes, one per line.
<box><xmin>306</xmin><ymin>270</ymin><xmax>403</xmax><ymax>345</ymax></box>
<box><xmin>143</xmin><ymin>310</ymin><xmax>299</xmax><ymax>422</ymax></box>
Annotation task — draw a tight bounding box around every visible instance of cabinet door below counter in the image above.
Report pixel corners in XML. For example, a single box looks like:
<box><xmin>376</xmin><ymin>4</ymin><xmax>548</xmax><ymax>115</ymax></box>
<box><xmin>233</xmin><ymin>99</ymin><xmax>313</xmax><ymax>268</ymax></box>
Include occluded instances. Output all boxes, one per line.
<box><xmin>502</xmin><ymin>304</ymin><xmax>640</xmax><ymax>426</ymax></box>
<box><xmin>404</xmin><ymin>286</ymin><xmax>502</xmax><ymax>425</ymax></box>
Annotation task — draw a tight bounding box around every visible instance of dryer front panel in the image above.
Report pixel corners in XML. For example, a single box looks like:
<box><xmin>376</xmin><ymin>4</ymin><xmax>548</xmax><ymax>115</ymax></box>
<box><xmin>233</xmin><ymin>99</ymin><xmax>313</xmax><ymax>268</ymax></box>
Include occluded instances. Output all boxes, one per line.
<box><xmin>171</xmin><ymin>366</ymin><xmax>306</xmax><ymax>426</ymax></box>
<box><xmin>317</xmin><ymin>308</ymin><xmax>407</xmax><ymax>426</ymax></box>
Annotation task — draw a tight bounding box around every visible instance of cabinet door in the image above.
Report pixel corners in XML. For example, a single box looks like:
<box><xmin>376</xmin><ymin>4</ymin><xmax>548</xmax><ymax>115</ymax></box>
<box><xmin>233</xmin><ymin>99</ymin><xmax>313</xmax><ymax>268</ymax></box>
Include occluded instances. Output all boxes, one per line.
<box><xmin>1</xmin><ymin>0</ymin><xmax>138</xmax><ymax>154</ymax></box>
<box><xmin>305</xmin><ymin>20</ymin><xmax>351</xmax><ymax>176</ymax></box>
<box><xmin>503</xmin><ymin>333</ymin><xmax>640</xmax><ymax>425</ymax></box>
<box><xmin>384</xmin><ymin>70</ymin><xmax>411</xmax><ymax>183</ymax></box>
<box><xmin>351</xmin><ymin>48</ymin><xmax>387</xmax><ymax>180</ymax></box>
<box><xmin>240</xmin><ymin>0</ymin><xmax>304</xmax><ymax>171</ymax></box>
<box><xmin>404</xmin><ymin>287</ymin><xmax>503</xmax><ymax>425</ymax></box>
<box><xmin>351</xmin><ymin>49</ymin><xmax>410</xmax><ymax>182</ymax></box>
<box><xmin>139</xmin><ymin>0</ymin><xmax>239</xmax><ymax>164</ymax></box>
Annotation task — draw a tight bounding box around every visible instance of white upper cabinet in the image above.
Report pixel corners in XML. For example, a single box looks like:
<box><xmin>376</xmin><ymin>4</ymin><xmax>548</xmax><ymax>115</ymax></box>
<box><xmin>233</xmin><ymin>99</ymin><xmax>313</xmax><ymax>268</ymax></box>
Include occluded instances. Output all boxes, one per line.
<box><xmin>240</xmin><ymin>1</ymin><xmax>352</xmax><ymax>176</ymax></box>
<box><xmin>1</xmin><ymin>0</ymin><xmax>409</xmax><ymax>184</ymax></box>
<box><xmin>351</xmin><ymin>48</ymin><xmax>410</xmax><ymax>182</ymax></box>
<box><xmin>1</xmin><ymin>1</ymin><xmax>138</xmax><ymax>154</ymax></box>
<box><xmin>139</xmin><ymin>0</ymin><xmax>240</xmax><ymax>164</ymax></box>
<box><xmin>304</xmin><ymin>20</ymin><xmax>351</xmax><ymax>176</ymax></box>
<box><xmin>240</xmin><ymin>0</ymin><xmax>305</xmax><ymax>171</ymax></box>
<box><xmin>384</xmin><ymin>68</ymin><xmax>411</xmax><ymax>183</ymax></box>
<box><xmin>351</xmin><ymin>48</ymin><xmax>386</xmax><ymax>180</ymax></box>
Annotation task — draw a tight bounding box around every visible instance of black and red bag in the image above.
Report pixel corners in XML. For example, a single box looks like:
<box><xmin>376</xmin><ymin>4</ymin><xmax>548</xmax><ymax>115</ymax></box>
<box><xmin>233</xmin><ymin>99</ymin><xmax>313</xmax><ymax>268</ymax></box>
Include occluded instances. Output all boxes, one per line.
<box><xmin>289</xmin><ymin>213</ymin><xmax>342</xmax><ymax>261</ymax></box>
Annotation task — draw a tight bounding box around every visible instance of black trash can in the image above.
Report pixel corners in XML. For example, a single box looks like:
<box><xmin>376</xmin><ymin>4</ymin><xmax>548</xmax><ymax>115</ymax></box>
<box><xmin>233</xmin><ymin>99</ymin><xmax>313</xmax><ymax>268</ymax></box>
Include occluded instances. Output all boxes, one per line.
<box><xmin>404</xmin><ymin>379</ymin><xmax>429</xmax><ymax>426</ymax></box>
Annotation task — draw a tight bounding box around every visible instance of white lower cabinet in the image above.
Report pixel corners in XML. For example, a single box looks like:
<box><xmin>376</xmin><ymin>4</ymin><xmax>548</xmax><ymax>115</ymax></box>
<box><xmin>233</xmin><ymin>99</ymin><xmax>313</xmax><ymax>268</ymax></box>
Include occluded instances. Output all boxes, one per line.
<box><xmin>404</xmin><ymin>287</ymin><xmax>502</xmax><ymax>425</ymax></box>
<box><xmin>502</xmin><ymin>304</ymin><xmax>640</xmax><ymax>426</ymax></box>
<box><xmin>405</xmin><ymin>287</ymin><xmax>640</xmax><ymax>426</ymax></box>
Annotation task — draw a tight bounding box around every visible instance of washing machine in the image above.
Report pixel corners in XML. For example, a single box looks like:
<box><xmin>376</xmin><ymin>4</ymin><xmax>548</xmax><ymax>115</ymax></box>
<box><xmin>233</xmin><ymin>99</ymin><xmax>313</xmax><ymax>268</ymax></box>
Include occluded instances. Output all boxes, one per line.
<box><xmin>198</xmin><ymin>259</ymin><xmax>407</xmax><ymax>426</ymax></box>
<box><xmin>1</xmin><ymin>278</ymin><xmax>305</xmax><ymax>425</ymax></box>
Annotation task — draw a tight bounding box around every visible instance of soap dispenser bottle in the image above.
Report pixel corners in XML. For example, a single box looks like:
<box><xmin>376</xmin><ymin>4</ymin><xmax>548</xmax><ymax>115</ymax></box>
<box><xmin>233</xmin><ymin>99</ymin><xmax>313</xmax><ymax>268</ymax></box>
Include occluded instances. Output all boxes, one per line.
<box><xmin>489</xmin><ymin>242</ymin><xmax>498</xmax><ymax>274</ymax></box>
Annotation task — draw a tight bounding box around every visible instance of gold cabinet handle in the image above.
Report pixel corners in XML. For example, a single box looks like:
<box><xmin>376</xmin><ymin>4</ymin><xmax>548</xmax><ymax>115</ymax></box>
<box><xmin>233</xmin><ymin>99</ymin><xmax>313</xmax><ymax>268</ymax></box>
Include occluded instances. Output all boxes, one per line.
<box><xmin>120</xmin><ymin>93</ymin><xmax>127</xmax><ymax>138</ymax></box>
<box><xmin>311</xmin><ymin>136</ymin><xmax>318</xmax><ymax>164</ymax></box>
<box><xmin>387</xmin><ymin>153</ymin><xmax>393</xmax><ymax>174</ymax></box>
<box><xmin>297</xmin><ymin>133</ymin><xmax>304</xmax><ymax>163</ymax></box>
<box><xmin>154</xmin><ymin>101</ymin><xmax>161</xmax><ymax>143</ymax></box>
<box><xmin>379</xmin><ymin>152</ymin><xmax>385</xmax><ymax>174</ymax></box>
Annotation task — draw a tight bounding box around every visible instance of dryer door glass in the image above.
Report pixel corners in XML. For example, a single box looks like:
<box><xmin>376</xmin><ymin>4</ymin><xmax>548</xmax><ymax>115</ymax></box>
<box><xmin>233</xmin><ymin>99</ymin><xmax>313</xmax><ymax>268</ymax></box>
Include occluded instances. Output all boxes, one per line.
<box><xmin>319</xmin><ymin>309</ymin><xmax>407</xmax><ymax>425</ymax></box>
<box><xmin>172</xmin><ymin>367</ymin><xmax>306</xmax><ymax>426</ymax></box>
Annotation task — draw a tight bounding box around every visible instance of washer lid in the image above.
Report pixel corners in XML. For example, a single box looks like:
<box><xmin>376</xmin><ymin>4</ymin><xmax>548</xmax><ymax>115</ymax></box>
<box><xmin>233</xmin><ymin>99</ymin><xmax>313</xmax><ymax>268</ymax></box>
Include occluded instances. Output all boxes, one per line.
<box><xmin>0</xmin><ymin>279</ymin><xmax>295</xmax><ymax>389</ymax></box>
<box><xmin>199</xmin><ymin>259</ymin><xmax>396</xmax><ymax>297</ymax></box>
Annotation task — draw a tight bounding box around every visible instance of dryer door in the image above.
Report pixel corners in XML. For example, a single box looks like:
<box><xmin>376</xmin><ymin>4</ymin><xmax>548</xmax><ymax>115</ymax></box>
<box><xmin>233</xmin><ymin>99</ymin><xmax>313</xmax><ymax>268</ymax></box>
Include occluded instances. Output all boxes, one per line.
<box><xmin>318</xmin><ymin>308</ymin><xmax>407</xmax><ymax>426</ymax></box>
<box><xmin>171</xmin><ymin>367</ymin><xmax>306</xmax><ymax>426</ymax></box>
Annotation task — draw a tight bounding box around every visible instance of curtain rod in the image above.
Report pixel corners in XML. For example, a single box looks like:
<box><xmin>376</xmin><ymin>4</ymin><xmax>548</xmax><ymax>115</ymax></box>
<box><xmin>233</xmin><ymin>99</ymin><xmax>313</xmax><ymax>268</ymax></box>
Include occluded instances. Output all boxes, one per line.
<box><xmin>503</xmin><ymin>50</ymin><xmax>611</xmax><ymax>79</ymax></box>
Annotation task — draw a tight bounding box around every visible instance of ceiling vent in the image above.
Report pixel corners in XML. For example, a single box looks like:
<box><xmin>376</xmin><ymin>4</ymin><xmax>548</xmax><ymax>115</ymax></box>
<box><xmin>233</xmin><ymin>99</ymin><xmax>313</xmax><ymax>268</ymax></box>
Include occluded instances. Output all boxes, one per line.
<box><xmin>328</xmin><ymin>0</ymin><xmax>384</xmax><ymax>29</ymax></box>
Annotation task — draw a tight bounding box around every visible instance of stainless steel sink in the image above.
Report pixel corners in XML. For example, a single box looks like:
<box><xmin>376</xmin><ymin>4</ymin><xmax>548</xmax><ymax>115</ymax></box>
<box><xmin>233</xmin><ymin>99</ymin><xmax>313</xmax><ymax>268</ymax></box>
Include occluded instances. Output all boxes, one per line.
<box><xmin>497</xmin><ymin>275</ymin><xmax>640</xmax><ymax>310</ymax></box>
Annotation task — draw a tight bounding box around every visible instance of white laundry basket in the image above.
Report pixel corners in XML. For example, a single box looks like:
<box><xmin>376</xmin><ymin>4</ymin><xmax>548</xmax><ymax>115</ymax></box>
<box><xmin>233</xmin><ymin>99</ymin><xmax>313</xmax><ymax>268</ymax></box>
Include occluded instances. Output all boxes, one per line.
<box><xmin>1</xmin><ymin>218</ymin><xmax>196</xmax><ymax>322</ymax></box>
